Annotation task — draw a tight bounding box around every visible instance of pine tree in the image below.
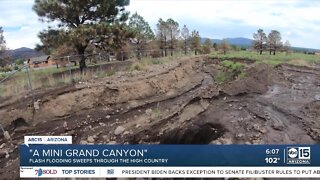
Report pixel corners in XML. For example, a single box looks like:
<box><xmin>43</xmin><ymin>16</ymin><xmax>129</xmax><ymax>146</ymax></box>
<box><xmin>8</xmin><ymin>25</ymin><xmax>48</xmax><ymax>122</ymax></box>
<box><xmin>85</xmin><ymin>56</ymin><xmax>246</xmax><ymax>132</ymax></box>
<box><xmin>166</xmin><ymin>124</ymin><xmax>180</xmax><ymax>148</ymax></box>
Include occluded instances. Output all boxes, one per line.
<box><xmin>33</xmin><ymin>0</ymin><xmax>131</xmax><ymax>73</ymax></box>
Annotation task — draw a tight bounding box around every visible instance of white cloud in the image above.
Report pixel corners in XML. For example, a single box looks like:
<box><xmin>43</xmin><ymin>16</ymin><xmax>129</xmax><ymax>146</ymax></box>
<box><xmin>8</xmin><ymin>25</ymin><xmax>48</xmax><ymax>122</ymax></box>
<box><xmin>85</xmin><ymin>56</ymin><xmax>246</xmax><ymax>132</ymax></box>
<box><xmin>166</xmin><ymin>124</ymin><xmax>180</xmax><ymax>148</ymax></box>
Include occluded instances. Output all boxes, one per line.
<box><xmin>0</xmin><ymin>0</ymin><xmax>319</xmax><ymax>49</ymax></box>
<box><xmin>128</xmin><ymin>0</ymin><xmax>320</xmax><ymax>49</ymax></box>
<box><xmin>0</xmin><ymin>0</ymin><xmax>45</xmax><ymax>49</ymax></box>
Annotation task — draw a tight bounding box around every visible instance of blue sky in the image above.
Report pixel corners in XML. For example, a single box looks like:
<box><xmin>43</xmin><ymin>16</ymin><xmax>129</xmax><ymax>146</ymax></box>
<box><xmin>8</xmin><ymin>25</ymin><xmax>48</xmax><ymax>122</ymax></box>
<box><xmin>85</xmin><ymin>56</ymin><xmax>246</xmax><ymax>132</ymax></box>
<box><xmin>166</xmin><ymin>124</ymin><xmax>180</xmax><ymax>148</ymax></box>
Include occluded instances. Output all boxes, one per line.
<box><xmin>0</xmin><ymin>0</ymin><xmax>319</xmax><ymax>49</ymax></box>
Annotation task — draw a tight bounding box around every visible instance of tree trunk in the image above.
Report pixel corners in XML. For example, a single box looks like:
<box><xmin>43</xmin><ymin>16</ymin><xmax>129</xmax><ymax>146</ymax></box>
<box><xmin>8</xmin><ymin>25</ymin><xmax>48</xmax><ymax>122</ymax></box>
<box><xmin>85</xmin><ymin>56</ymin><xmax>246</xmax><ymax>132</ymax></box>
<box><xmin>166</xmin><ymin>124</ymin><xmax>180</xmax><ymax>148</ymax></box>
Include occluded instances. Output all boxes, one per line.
<box><xmin>195</xmin><ymin>49</ymin><xmax>197</xmax><ymax>55</ymax></box>
<box><xmin>273</xmin><ymin>50</ymin><xmax>276</xmax><ymax>55</ymax></box>
<box><xmin>137</xmin><ymin>44</ymin><xmax>141</xmax><ymax>60</ymax></box>
<box><xmin>164</xmin><ymin>37</ymin><xmax>167</xmax><ymax>57</ymax></box>
<box><xmin>260</xmin><ymin>50</ymin><xmax>262</xmax><ymax>55</ymax></box>
<box><xmin>184</xmin><ymin>40</ymin><xmax>187</xmax><ymax>55</ymax></box>
<box><xmin>224</xmin><ymin>50</ymin><xmax>226</xmax><ymax>55</ymax></box>
<box><xmin>76</xmin><ymin>46</ymin><xmax>86</xmax><ymax>75</ymax></box>
<box><xmin>170</xmin><ymin>31</ymin><xmax>173</xmax><ymax>56</ymax></box>
<box><xmin>137</xmin><ymin>50</ymin><xmax>141</xmax><ymax>60</ymax></box>
<box><xmin>160</xmin><ymin>34</ymin><xmax>164</xmax><ymax>57</ymax></box>
<box><xmin>79</xmin><ymin>55</ymin><xmax>86</xmax><ymax>74</ymax></box>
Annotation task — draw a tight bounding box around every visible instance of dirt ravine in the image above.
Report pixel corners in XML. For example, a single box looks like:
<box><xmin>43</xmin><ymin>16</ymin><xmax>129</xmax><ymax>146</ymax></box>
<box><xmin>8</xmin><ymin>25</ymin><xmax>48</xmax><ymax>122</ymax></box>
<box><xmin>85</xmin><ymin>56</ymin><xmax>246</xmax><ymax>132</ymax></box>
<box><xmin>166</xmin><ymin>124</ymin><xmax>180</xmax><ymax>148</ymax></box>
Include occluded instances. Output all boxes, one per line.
<box><xmin>0</xmin><ymin>56</ymin><xmax>320</xmax><ymax>179</ymax></box>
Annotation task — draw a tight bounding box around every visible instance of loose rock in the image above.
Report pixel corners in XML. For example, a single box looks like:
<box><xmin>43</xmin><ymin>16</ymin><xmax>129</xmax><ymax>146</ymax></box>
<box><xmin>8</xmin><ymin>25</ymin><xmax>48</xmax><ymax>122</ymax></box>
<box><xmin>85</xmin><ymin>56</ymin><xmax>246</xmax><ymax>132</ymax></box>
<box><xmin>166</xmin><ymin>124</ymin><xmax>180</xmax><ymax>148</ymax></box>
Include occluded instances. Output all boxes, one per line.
<box><xmin>108</xmin><ymin>141</ymin><xmax>117</xmax><ymax>145</ymax></box>
<box><xmin>145</xmin><ymin>109</ymin><xmax>153</xmax><ymax>116</ymax></box>
<box><xmin>87</xmin><ymin>136</ymin><xmax>95</xmax><ymax>143</ymax></box>
<box><xmin>0</xmin><ymin>143</ymin><xmax>5</xmax><ymax>149</ymax></box>
<box><xmin>114</xmin><ymin>126</ymin><xmax>125</xmax><ymax>135</ymax></box>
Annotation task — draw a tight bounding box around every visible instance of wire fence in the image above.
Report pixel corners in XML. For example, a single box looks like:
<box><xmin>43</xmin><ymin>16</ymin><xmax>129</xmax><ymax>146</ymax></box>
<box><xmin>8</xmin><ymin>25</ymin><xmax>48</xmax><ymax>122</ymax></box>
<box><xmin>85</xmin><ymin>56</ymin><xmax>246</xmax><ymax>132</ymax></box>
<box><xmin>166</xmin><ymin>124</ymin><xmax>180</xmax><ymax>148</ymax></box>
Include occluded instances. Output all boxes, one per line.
<box><xmin>0</xmin><ymin>49</ymin><xmax>195</xmax><ymax>99</ymax></box>
<box><xmin>0</xmin><ymin>48</ymin><xmax>196</xmax><ymax>139</ymax></box>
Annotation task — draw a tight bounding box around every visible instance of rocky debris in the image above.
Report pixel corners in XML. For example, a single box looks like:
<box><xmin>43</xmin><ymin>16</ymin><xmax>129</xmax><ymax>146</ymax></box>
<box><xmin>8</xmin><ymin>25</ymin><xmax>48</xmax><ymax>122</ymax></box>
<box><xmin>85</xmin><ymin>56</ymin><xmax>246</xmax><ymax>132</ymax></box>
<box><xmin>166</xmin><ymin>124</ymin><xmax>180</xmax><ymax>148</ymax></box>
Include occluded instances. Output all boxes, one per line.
<box><xmin>0</xmin><ymin>150</ymin><xmax>7</xmax><ymax>158</ymax></box>
<box><xmin>63</xmin><ymin>121</ymin><xmax>68</xmax><ymax>129</ymax></box>
<box><xmin>114</xmin><ymin>126</ymin><xmax>125</xmax><ymax>135</ymax></box>
<box><xmin>272</xmin><ymin>124</ymin><xmax>284</xmax><ymax>131</ymax></box>
<box><xmin>67</xmin><ymin>130</ymin><xmax>75</xmax><ymax>136</ymax></box>
<box><xmin>135</xmin><ymin>124</ymin><xmax>141</xmax><ymax>128</ymax></box>
<box><xmin>211</xmin><ymin>137</ymin><xmax>233</xmax><ymax>144</ymax></box>
<box><xmin>145</xmin><ymin>109</ymin><xmax>153</xmax><ymax>116</ymax></box>
<box><xmin>108</xmin><ymin>141</ymin><xmax>117</xmax><ymax>145</ymax></box>
<box><xmin>253</xmin><ymin>124</ymin><xmax>260</xmax><ymax>131</ymax></box>
<box><xmin>106</xmin><ymin>115</ymin><xmax>111</xmax><ymax>119</ymax></box>
<box><xmin>5</xmin><ymin>152</ymin><xmax>10</xmax><ymax>159</ymax></box>
<box><xmin>236</xmin><ymin>133</ymin><xmax>245</xmax><ymax>140</ymax></box>
<box><xmin>251</xmin><ymin>139</ymin><xmax>261</xmax><ymax>144</ymax></box>
<box><xmin>220</xmin><ymin>138</ymin><xmax>233</xmax><ymax>144</ymax></box>
<box><xmin>33</xmin><ymin>99</ymin><xmax>41</xmax><ymax>110</ymax></box>
<box><xmin>3</xmin><ymin>131</ymin><xmax>11</xmax><ymax>140</ymax></box>
<box><xmin>315</xmin><ymin>94</ymin><xmax>320</xmax><ymax>101</ymax></box>
<box><xmin>80</xmin><ymin>140</ymin><xmax>88</xmax><ymax>144</ymax></box>
<box><xmin>0</xmin><ymin>143</ymin><xmax>5</xmax><ymax>149</ymax></box>
<box><xmin>259</xmin><ymin>128</ymin><xmax>267</xmax><ymax>134</ymax></box>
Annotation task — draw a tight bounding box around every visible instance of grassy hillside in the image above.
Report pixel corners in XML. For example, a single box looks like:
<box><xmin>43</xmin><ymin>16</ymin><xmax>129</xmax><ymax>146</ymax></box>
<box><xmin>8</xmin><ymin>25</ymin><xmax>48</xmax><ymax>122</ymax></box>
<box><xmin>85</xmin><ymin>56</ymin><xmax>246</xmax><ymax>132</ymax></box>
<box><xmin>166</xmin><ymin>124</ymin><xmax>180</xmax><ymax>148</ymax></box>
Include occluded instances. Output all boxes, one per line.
<box><xmin>210</xmin><ymin>51</ymin><xmax>320</xmax><ymax>66</ymax></box>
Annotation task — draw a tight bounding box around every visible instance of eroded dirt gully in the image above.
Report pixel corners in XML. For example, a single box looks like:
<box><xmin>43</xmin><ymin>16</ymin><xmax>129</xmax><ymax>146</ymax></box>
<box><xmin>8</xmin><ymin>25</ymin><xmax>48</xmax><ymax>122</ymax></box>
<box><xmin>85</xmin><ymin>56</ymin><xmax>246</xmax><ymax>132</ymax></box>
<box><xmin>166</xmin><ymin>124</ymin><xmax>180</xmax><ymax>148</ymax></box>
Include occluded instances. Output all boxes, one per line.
<box><xmin>0</xmin><ymin>55</ymin><xmax>320</xmax><ymax>179</ymax></box>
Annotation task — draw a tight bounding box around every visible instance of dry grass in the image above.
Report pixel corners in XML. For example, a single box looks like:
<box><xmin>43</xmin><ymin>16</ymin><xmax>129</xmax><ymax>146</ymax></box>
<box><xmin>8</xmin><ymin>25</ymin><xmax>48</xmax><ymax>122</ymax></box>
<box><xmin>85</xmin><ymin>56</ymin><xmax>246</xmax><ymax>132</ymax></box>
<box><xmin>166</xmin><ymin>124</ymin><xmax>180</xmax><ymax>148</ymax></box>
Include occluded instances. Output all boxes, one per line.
<box><xmin>0</xmin><ymin>67</ymin><xmax>116</xmax><ymax>98</ymax></box>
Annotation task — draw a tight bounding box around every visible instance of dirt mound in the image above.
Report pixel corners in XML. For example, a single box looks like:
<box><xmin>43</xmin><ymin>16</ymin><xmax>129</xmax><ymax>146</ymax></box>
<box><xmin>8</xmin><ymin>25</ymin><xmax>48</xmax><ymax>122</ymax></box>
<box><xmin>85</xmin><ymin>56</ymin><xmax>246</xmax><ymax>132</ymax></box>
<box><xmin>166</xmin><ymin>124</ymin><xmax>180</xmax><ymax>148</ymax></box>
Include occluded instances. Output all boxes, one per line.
<box><xmin>223</xmin><ymin>63</ymin><xmax>283</xmax><ymax>95</ymax></box>
<box><xmin>0</xmin><ymin>58</ymin><xmax>203</xmax><ymax>127</ymax></box>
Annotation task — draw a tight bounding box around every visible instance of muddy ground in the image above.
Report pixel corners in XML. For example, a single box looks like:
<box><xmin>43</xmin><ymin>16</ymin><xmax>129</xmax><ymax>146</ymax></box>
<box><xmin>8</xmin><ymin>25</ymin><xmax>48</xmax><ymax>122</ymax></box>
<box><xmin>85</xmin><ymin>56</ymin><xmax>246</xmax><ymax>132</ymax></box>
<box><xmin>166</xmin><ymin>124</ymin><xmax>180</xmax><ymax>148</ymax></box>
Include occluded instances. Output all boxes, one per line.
<box><xmin>0</xmin><ymin>56</ymin><xmax>320</xmax><ymax>179</ymax></box>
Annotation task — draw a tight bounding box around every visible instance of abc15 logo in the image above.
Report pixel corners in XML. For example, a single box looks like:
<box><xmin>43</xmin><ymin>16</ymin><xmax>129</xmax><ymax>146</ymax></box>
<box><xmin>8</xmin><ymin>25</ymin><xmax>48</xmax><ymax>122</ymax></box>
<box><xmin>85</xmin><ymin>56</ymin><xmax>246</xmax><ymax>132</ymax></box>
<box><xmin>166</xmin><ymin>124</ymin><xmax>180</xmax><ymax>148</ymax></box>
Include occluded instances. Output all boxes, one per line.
<box><xmin>287</xmin><ymin>147</ymin><xmax>311</xmax><ymax>159</ymax></box>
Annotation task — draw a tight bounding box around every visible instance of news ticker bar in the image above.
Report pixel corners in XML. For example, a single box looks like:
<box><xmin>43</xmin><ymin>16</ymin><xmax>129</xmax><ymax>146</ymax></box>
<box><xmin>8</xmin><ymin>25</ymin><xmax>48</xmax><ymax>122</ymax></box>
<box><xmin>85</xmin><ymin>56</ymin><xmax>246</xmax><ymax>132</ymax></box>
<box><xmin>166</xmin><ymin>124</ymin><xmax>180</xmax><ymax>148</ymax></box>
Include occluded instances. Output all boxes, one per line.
<box><xmin>20</xmin><ymin>166</ymin><xmax>320</xmax><ymax>178</ymax></box>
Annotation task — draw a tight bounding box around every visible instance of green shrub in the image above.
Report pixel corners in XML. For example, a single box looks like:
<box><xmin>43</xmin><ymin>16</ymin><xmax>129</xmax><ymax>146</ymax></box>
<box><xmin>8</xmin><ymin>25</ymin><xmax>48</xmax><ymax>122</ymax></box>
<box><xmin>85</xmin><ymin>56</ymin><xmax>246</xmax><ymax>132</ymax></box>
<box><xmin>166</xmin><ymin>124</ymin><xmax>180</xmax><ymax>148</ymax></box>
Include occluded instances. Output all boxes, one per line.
<box><xmin>106</xmin><ymin>70</ymin><xmax>116</xmax><ymax>76</ymax></box>
<box><xmin>238</xmin><ymin>72</ymin><xmax>246</xmax><ymax>79</ymax></box>
<box><xmin>130</xmin><ymin>62</ymin><xmax>147</xmax><ymax>71</ymax></box>
<box><xmin>215</xmin><ymin>72</ymin><xmax>230</xmax><ymax>84</ymax></box>
<box><xmin>221</xmin><ymin>60</ymin><xmax>244</xmax><ymax>71</ymax></box>
<box><xmin>0</xmin><ymin>66</ymin><xmax>12</xmax><ymax>72</ymax></box>
<box><xmin>16</xmin><ymin>59</ymin><xmax>24</xmax><ymax>65</ymax></box>
<box><xmin>150</xmin><ymin>59</ymin><xmax>162</xmax><ymax>65</ymax></box>
<box><xmin>153</xmin><ymin>108</ymin><xmax>162</xmax><ymax>118</ymax></box>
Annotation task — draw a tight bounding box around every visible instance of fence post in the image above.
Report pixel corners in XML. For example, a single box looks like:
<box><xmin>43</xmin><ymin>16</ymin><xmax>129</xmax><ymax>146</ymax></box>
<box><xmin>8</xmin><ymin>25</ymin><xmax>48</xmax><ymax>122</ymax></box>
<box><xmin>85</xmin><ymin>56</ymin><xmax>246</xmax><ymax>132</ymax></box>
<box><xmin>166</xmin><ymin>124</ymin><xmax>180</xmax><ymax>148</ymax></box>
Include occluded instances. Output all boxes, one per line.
<box><xmin>26</xmin><ymin>65</ymin><xmax>35</xmax><ymax>107</ymax></box>
<box><xmin>99</xmin><ymin>53</ymin><xmax>102</xmax><ymax>73</ymax></box>
<box><xmin>67</xmin><ymin>56</ymin><xmax>72</xmax><ymax>82</ymax></box>
<box><xmin>121</xmin><ymin>51</ymin><xmax>124</xmax><ymax>61</ymax></box>
<box><xmin>0</xmin><ymin>124</ymin><xmax>10</xmax><ymax>140</ymax></box>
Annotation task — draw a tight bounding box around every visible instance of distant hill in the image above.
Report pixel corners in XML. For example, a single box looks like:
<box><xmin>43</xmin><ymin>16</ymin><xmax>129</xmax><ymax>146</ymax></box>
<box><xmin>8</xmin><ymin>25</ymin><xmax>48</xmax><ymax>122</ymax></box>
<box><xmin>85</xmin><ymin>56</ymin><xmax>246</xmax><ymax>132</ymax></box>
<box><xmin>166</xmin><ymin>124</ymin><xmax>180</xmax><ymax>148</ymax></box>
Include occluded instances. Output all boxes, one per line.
<box><xmin>201</xmin><ymin>37</ymin><xmax>253</xmax><ymax>48</ymax></box>
<box><xmin>6</xmin><ymin>47</ymin><xmax>44</xmax><ymax>61</ymax></box>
